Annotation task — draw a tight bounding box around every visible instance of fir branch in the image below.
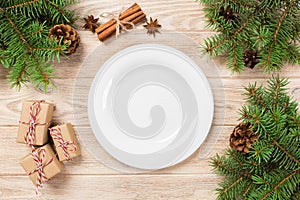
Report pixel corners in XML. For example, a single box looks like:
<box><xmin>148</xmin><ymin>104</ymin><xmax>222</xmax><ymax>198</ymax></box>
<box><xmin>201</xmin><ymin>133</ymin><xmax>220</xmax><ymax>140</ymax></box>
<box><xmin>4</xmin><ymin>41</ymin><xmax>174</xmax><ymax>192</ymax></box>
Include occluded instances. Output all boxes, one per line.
<box><xmin>212</xmin><ymin>76</ymin><xmax>300</xmax><ymax>199</ymax></box>
<box><xmin>4</xmin><ymin>13</ymin><xmax>32</xmax><ymax>51</ymax></box>
<box><xmin>213</xmin><ymin>157</ymin><xmax>241</xmax><ymax>175</ymax></box>
<box><xmin>25</xmin><ymin>28</ymin><xmax>43</xmax><ymax>38</ymax></box>
<box><xmin>15</xmin><ymin>65</ymin><xmax>27</xmax><ymax>89</ymax></box>
<box><xmin>4</xmin><ymin>0</ymin><xmax>40</xmax><ymax>10</ymax></box>
<box><xmin>273</xmin><ymin>1</ymin><xmax>293</xmax><ymax>44</ymax></box>
<box><xmin>243</xmin><ymin>184</ymin><xmax>252</xmax><ymax>197</ymax></box>
<box><xmin>261</xmin><ymin>169</ymin><xmax>300</xmax><ymax>200</ymax></box>
<box><xmin>244</xmin><ymin>83</ymin><xmax>266</xmax><ymax>108</ymax></box>
<box><xmin>44</xmin><ymin>0</ymin><xmax>65</xmax><ymax>14</ymax></box>
<box><xmin>200</xmin><ymin>0</ymin><xmax>300</xmax><ymax>72</ymax></box>
<box><xmin>272</xmin><ymin>78</ymin><xmax>280</xmax><ymax>110</ymax></box>
<box><xmin>251</xmin><ymin>141</ymin><xmax>275</xmax><ymax>165</ymax></box>
<box><xmin>206</xmin><ymin>15</ymin><xmax>254</xmax><ymax>53</ymax></box>
<box><xmin>232</xmin><ymin>42</ymin><xmax>238</xmax><ymax>70</ymax></box>
<box><xmin>282</xmin><ymin>101</ymin><xmax>288</xmax><ymax>112</ymax></box>
<box><xmin>32</xmin><ymin>47</ymin><xmax>65</xmax><ymax>51</ymax></box>
<box><xmin>221</xmin><ymin>177</ymin><xmax>244</xmax><ymax>194</ymax></box>
<box><xmin>227</xmin><ymin>39</ymin><xmax>245</xmax><ymax>72</ymax></box>
<box><xmin>291</xmin><ymin>117</ymin><xmax>300</xmax><ymax>128</ymax></box>
<box><xmin>230</xmin><ymin>150</ymin><xmax>244</xmax><ymax>166</ymax></box>
<box><xmin>226</xmin><ymin>0</ymin><xmax>256</xmax><ymax>7</ymax></box>
<box><xmin>273</xmin><ymin>140</ymin><xmax>300</xmax><ymax>166</ymax></box>
<box><xmin>284</xmin><ymin>45</ymin><xmax>300</xmax><ymax>64</ymax></box>
<box><xmin>0</xmin><ymin>0</ymin><xmax>76</xmax><ymax>90</ymax></box>
<box><xmin>263</xmin><ymin>44</ymin><xmax>274</xmax><ymax>69</ymax></box>
<box><xmin>44</xmin><ymin>0</ymin><xmax>76</xmax><ymax>23</ymax></box>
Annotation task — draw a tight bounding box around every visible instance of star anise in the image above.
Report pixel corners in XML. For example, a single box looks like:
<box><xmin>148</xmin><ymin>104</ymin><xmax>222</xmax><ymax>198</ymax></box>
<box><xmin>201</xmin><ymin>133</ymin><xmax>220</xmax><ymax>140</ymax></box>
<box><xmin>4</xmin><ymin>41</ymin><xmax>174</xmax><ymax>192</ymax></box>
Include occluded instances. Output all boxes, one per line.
<box><xmin>83</xmin><ymin>15</ymin><xmax>99</xmax><ymax>33</ymax></box>
<box><xmin>143</xmin><ymin>17</ymin><xmax>161</xmax><ymax>37</ymax></box>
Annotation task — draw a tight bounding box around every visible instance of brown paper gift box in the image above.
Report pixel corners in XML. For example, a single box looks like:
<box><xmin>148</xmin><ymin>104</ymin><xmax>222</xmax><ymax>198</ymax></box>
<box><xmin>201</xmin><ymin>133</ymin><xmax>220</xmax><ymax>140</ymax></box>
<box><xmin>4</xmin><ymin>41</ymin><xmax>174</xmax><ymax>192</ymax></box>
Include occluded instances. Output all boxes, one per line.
<box><xmin>50</xmin><ymin>123</ymin><xmax>81</xmax><ymax>161</ymax></box>
<box><xmin>19</xmin><ymin>144</ymin><xmax>64</xmax><ymax>185</ymax></box>
<box><xmin>17</xmin><ymin>100</ymin><xmax>54</xmax><ymax>146</ymax></box>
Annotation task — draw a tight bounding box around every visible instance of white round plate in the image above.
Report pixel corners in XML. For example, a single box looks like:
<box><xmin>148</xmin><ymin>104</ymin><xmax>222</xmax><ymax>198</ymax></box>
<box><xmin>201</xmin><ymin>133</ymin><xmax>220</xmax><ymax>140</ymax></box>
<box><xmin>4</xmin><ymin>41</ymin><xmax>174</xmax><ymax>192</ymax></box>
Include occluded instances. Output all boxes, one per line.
<box><xmin>88</xmin><ymin>44</ymin><xmax>214</xmax><ymax>170</ymax></box>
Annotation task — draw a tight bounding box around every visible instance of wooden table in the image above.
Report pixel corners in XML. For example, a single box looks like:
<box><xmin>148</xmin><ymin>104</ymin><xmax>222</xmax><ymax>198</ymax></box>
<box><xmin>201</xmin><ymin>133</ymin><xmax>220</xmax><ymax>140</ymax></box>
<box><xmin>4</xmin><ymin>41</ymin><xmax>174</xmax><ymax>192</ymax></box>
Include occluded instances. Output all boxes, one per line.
<box><xmin>1</xmin><ymin>0</ymin><xmax>299</xmax><ymax>199</ymax></box>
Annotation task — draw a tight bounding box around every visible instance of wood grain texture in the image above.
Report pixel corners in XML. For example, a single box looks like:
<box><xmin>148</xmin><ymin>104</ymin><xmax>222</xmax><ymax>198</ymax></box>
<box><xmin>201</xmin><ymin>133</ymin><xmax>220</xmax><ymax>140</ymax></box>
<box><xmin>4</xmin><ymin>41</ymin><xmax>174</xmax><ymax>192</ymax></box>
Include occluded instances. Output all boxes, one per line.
<box><xmin>1</xmin><ymin>0</ymin><xmax>300</xmax><ymax>199</ymax></box>
<box><xmin>0</xmin><ymin>175</ymin><xmax>219</xmax><ymax>200</ymax></box>
<box><xmin>0</xmin><ymin>125</ymin><xmax>228</xmax><ymax>175</ymax></box>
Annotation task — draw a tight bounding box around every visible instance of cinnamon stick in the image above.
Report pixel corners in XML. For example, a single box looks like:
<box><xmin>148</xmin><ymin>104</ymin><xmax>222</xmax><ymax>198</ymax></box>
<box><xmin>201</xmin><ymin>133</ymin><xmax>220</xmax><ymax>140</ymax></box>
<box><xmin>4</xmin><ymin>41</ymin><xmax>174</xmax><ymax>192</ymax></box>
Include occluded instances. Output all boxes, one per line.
<box><xmin>96</xmin><ymin>3</ymin><xmax>146</xmax><ymax>42</ymax></box>
<box><xmin>123</xmin><ymin>13</ymin><xmax>146</xmax><ymax>30</ymax></box>
<box><xmin>96</xmin><ymin>3</ymin><xmax>141</xmax><ymax>34</ymax></box>
<box><xmin>97</xmin><ymin>12</ymin><xmax>145</xmax><ymax>42</ymax></box>
<box><xmin>128</xmin><ymin>13</ymin><xmax>146</xmax><ymax>26</ymax></box>
<box><xmin>119</xmin><ymin>3</ymin><xmax>140</xmax><ymax>20</ymax></box>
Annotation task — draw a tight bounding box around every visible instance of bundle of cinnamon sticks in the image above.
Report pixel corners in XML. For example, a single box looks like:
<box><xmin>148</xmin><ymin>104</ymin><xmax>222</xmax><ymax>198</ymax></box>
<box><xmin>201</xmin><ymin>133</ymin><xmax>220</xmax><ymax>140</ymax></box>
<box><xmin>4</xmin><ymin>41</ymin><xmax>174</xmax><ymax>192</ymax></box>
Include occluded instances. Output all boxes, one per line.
<box><xmin>96</xmin><ymin>3</ymin><xmax>146</xmax><ymax>42</ymax></box>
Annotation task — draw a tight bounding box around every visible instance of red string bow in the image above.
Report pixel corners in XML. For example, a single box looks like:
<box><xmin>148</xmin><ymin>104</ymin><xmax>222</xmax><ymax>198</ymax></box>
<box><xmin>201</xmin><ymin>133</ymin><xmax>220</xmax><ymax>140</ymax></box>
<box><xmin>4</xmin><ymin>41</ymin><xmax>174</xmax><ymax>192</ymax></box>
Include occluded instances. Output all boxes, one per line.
<box><xmin>28</xmin><ymin>148</ymin><xmax>54</xmax><ymax>195</ymax></box>
<box><xmin>49</xmin><ymin>126</ymin><xmax>77</xmax><ymax>161</ymax></box>
<box><xmin>20</xmin><ymin>100</ymin><xmax>49</xmax><ymax>146</ymax></box>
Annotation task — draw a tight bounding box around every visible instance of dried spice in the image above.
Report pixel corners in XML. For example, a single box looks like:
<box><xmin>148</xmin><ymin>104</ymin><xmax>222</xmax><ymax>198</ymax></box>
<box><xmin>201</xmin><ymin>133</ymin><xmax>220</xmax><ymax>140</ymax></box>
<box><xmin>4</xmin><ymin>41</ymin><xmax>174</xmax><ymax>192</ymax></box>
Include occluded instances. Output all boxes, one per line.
<box><xmin>83</xmin><ymin>15</ymin><xmax>100</xmax><ymax>33</ymax></box>
<box><xmin>143</xmin><ymin>17</ymin><xmax>161</xmax><ymax>37</ymax></box>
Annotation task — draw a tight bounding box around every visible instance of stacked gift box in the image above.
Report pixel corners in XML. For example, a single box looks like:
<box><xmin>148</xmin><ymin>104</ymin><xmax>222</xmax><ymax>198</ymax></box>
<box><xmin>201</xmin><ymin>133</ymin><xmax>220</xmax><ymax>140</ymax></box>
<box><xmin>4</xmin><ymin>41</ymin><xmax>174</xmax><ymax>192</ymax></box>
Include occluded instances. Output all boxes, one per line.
<box><xmin>17</xmin><ymin>100</ymin><xmax>81</xmax><ymax>194</ymax></box>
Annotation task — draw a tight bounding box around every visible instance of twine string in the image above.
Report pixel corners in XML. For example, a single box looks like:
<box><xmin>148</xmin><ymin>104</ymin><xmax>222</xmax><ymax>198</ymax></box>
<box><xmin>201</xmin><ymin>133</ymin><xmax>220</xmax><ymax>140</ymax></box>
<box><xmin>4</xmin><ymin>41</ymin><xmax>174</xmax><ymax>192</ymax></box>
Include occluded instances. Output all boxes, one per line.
<box><xmin>49</xmin><ymin>126</ymin><xmax>77</xmax><ymax>161</ymax></box>
<box><xmin>100</xmin><ymin>11</ymin><xmax>135</xmax><ymax>38</ymax></box>
<box><xmin>20</xmin><ymin>100</ymin><xmax>47</xmax><ymax>146</ymax></box>
<box><xmin>28</xmin><ymin>148</ymin><xmax>54</xmax><ymax>195</ymax></box>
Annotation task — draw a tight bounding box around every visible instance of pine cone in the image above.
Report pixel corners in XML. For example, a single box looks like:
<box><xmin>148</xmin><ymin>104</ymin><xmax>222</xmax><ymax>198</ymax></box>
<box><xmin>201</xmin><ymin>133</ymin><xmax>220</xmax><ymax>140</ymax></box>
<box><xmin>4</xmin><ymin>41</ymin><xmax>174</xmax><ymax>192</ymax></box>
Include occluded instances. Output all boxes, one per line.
<box><xmin>219</xmin><ymin>5</ymin><xmax>238</xmax><ymax>21</ymax></box>
<box><xmin>49</xmin><ymin>24</ymin><xmax>80</xmax><ymax>55</ymax></box>
<box><xmin>244</xmin><ymin>50</ymin><xmax>260</xmax><ymax>69</ymax></box>
<box><xmin>229</xmin><ymin>123</ymin><xmax>258</xmax><ymax>154</ymax></box>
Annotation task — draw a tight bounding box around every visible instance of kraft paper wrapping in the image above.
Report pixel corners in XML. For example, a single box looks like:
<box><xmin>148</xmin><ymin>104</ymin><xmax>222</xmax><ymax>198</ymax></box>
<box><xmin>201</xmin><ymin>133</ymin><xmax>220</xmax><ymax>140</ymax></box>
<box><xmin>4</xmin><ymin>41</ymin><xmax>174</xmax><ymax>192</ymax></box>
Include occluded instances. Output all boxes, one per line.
<box><xmin>17</xmin><ymin>101</ymin><xmax>54</xmax><ymax>146</ymax></box>
<box><xmin>51</xmin><ymin>123</ymin><xmax>81</xmax><ymax>161</ymax></box>
<box><xmin>19</xmin><ymin>144</ymin><xmax>64</xmax><ymax>185</ymax></box>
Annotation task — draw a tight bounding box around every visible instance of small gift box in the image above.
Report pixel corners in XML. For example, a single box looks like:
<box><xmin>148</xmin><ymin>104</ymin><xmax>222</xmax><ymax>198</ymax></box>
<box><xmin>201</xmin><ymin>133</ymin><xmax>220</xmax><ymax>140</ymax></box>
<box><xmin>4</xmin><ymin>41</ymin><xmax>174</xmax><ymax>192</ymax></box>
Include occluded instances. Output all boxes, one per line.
<box><xmin>17</xmin><ymin>100</ymin><xmax>54</xmax><ymax>146</ymax></box>
<box><xmin>19</xmin><ymin>144</ymin><xmax>64</xmax><ymax>193</ymax></box>
<box><xmin>49</xmin><ymin>123</ymin><xmax>81</xmax><ymax>161</ymax></box>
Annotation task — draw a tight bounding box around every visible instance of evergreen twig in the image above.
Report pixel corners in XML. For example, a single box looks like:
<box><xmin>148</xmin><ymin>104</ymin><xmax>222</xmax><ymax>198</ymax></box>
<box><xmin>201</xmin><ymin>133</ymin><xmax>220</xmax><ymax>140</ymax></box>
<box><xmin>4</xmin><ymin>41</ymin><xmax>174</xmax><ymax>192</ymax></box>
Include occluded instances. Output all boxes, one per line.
<box><xmin>0</xmin><ymin>0</ymin><xmax>76</xmax><ymax>90</ymax></box>
<box><xmin>198</xmin><ymin>0</ymin><xmax>300</xmax><ymax>72</ymax></box>
<box><xmin>211</xmin><ymin>76</ymin><xmax>300</xmax><ymax>199</ymax></box>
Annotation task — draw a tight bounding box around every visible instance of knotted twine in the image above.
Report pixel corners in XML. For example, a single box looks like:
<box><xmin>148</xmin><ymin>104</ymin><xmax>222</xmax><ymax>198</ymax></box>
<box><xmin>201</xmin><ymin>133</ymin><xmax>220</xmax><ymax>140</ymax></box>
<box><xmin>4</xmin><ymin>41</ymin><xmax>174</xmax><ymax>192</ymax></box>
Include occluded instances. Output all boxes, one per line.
<box><xmin>19</xmin><ymin>100</ymin><xmax>53</xmax><ymax>194</ymax></box>
<box><xmin>28</xmin><ymin>148</ymin><xmax>54</xmax><ymax>195</ymax></box>
<box><xmin>49</xmin><ymin>126</ymin><xmax>77</xmax><ymax>161</ymax></box>
<box><xmin>100</xmin><ymin>11</ymin><xmax>135</xmax><ymax>38</ymax></box>
<box><xmin>19</xmin><ymin>100</ymin><xmax>50</xmax><ymax>146</ymax></box>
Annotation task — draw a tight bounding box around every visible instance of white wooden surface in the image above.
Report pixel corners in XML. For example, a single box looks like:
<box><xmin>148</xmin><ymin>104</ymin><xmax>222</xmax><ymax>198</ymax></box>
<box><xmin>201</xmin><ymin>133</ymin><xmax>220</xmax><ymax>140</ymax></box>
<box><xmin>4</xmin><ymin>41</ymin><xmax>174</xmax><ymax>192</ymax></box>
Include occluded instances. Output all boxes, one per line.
<box><xmin>1</xmin><ymin>0</ymin><xmax>299</xmax><ymax>199</ymax></box>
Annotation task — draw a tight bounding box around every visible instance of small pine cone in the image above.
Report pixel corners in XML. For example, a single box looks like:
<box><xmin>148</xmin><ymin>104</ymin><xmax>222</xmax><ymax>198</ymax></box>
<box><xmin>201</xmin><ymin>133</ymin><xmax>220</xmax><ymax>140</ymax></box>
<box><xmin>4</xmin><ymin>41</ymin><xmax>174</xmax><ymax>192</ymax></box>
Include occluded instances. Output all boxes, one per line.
<box><xmin>219</xmin><ymin>5</ymin><xmax>238</xmax><ymax>21</ymax></box>
<box><xmin>49</xmin><ymin>24</ymin><xmax>80</xmax><ymax>55</ymax></box>
<box><xmin>229</xmin><ymin>123</ymin><xmax>258</xmax><ymax>154</ymax></box>
<box><xmin>244</xmin><ymin>50</ymin><xmax>260</xmax><ymax>69</ymax></box>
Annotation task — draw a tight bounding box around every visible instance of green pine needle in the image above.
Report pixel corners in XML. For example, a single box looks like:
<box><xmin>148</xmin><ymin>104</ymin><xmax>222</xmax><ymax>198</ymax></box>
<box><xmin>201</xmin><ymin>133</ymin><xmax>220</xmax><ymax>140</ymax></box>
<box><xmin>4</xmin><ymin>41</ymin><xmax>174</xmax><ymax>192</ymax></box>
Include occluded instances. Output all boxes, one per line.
<box><xmin>211</xmin><ymin>75</ymin><xmax>300</xmax><ymax>199</ymax></box>
<box><xmin>0</xmin><ymin>0</ymin><xmax>76</xmax><ymax>91</ymax></box>
<box><xmin>197</xmin><ymin>0</ymin><xmax>300</xmax><ymax>72</ymax></box>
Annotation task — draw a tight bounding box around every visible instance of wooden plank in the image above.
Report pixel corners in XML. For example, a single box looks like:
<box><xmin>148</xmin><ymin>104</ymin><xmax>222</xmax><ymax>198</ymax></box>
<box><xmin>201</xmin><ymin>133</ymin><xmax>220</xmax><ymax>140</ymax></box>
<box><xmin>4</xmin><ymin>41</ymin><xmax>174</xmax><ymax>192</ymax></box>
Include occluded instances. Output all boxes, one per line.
<box><xmin>1</xmin><ymin>77</ymin><xmax>300</xmax><ymax>127</ymax></box>
<box><xmin>0</xmin><ymin>174</ymin><xmax>220</xmax><ymax>200</ymax></box>
<box><xmin>1</xmin><ymin>2</ymin><xmax>299</xmax><ymax>81</ymax></box>
<box><xmin>74</xmin><ymin>0</ymin><xmax>207</xmax><ymax>31</ymax></box>
<box><xmin>1</xmin><ymin>0</ymin><xmax>300</xmax><ymax>199</ymax></box>
<box><xmin>0</xmin><ymin>126</ymin><xmax>229</xmax><ymax>175</ymax></box>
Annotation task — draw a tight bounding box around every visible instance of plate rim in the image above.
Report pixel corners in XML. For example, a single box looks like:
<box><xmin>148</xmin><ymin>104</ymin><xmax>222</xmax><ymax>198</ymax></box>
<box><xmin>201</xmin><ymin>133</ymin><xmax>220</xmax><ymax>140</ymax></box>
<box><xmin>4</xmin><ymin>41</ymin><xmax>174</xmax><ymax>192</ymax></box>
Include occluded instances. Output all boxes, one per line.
<box><xmin>88</xmin><ymin>43</ymin><xmax>214</xmax><ymax>169</ymax></box>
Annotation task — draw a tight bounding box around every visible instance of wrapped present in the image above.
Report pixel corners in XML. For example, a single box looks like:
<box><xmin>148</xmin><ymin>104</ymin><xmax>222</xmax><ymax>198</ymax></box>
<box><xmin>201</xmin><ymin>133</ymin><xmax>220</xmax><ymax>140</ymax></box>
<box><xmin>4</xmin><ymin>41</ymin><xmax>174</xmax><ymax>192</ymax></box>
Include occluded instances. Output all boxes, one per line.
<box><xmin>19</xmin><ymin>144</ymin><xmax>64</xmax><ymax>194</ymax></box>
<box><xmin>17</xmin><ymin>100</ymin><xmax>54</xmax><ymax>146</ymax></box>
<box><xmin>49</xmin><ymin>123</ymin><xmax>81</xmax><ymax>161</ymax></box>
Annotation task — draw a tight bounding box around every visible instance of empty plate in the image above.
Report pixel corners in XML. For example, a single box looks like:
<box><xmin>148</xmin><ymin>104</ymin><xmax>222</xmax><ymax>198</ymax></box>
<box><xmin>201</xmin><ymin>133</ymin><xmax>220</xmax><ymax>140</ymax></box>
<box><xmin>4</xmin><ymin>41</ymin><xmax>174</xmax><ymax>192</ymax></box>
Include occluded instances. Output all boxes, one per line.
<box><xmin>88</xmin><ymin>44</ymin><xmax>214</xmax><ymax>170</ymax></box>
